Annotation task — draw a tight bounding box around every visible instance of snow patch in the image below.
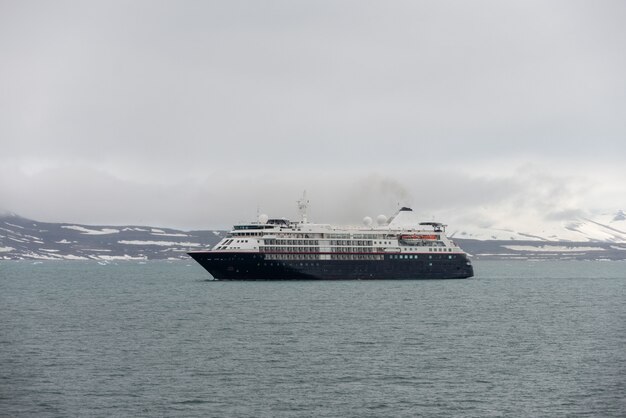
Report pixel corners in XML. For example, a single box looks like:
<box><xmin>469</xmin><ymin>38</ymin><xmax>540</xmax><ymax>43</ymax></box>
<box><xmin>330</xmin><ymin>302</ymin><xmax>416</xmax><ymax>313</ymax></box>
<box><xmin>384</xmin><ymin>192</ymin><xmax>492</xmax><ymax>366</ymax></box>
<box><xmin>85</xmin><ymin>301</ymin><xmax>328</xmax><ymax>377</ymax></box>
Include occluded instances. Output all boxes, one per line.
<box><xmin>61</xmin><ymin>225</ymin><xmax>120</xmax><ymax>235</ymax></box>
<box><xmin>503</xmin><ymin>245</ymin><xmax>604</xmax><ymax>252</ymax></box>
<box><xmin>61</xmin><ymin>254</ymin><xmax>89</xmax><ymax>260</ymax></box>
<box><xmin>118</xmin><ymin>240</ymin><xmax>201</xmax><ymax>247</ymax></box>
<box><xmin>23</xmin><ymin>252</ymin><xmax>59</xmax><ymax>260</ymax></box>
<box><xmin>4</xmin><ymin>222</ymin><xmax>24</xmax><ymax>229</ymax></box>
<box><xmin>24</xmin><ymin>233</ymin><xmax>44</xmax><ymax>240</ymax></box>
<box><xmin>0</xmin><ymin>246</ymin><xmax>15</xmax><ymax>252</ymax></box>
<box><xmin>55</xmin><ymin>239</ymin><xmax>72</xmax><ymax>244</ymax></box>
<box><xmin>96</xmin><ymin>254</ymin><xmax>148</xmax><ymax>261</ymax></box>
<box><xmin>150</xmin><ymin>232</ymin><xmax>188</xmax><ymax>237</ymax></box>
<box><xmin>564</xmin><ymin>217</ymin><xmax>626</xmax><ymax>242</ymax></box>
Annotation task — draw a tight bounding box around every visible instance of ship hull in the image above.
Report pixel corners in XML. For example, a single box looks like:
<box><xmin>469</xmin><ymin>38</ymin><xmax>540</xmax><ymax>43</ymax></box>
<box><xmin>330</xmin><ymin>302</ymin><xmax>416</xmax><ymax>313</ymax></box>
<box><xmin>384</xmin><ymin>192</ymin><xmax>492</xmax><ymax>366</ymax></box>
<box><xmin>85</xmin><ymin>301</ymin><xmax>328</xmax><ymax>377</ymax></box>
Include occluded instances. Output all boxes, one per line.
<box><xmin>188</xmin><ymin>252</ymin><xmax>473</xmax><ymax>280</ymax></box>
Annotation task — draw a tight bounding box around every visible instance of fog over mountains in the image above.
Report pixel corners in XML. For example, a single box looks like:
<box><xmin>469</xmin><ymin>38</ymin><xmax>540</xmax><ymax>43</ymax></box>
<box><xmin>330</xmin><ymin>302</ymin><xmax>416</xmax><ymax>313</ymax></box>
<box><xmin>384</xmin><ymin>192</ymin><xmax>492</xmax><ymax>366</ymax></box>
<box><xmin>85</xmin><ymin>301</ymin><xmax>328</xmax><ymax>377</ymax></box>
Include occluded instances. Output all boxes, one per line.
<box><xmin>2</xmin><ymin>211</ymin><xmax>625</xmax><ymax>261</ymax></box>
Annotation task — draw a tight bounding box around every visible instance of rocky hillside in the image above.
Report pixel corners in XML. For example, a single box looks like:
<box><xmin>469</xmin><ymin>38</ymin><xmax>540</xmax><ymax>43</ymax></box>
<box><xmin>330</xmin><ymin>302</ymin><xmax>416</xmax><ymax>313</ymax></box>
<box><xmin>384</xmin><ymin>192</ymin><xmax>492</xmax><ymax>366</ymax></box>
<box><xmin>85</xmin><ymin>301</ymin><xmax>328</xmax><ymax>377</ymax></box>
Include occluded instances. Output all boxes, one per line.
<box><xmin>0</xmin><ymin>213</ymin><xmax>223</xmax><ymax>260</ymax></box>
<box><xmin>2</xmin><ymin>212</ymin><xmax>625</xmax><ymax>261</ymax></box>
<box><xmin>453</xmin><ymin>239</ymin><xmax>626</xmax><ymax>261</ymax></box>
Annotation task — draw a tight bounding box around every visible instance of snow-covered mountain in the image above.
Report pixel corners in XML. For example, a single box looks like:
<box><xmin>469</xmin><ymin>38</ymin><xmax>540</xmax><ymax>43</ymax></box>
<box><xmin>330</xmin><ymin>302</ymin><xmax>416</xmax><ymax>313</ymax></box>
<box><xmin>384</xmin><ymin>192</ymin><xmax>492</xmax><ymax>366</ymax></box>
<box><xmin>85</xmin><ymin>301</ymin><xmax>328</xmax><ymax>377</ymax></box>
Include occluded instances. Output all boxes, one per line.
<box><xmin>2</xmin><ymin>211</ymin><xmax>625</xmax><ymax>261</ymax></box>
<box><xmin>0</xmin><ymin>213</ymin><xmax>223</xmax><ymax>261</ymax></box>
<box><xmin>449</xmin><ymin>210</ymin><xmax>626</xmax><ymax>243</ymax></box>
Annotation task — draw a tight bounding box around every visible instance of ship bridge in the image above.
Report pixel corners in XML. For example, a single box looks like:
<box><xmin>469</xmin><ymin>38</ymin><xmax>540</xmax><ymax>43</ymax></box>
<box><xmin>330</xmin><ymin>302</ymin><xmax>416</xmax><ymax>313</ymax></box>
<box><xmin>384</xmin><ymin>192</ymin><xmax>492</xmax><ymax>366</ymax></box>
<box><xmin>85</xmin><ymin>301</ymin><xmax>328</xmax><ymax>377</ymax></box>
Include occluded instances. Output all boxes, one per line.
<box><xmin>419</xmin><ymin>222</ymin><xmax>446</xmax><ymax>233</ymax></box>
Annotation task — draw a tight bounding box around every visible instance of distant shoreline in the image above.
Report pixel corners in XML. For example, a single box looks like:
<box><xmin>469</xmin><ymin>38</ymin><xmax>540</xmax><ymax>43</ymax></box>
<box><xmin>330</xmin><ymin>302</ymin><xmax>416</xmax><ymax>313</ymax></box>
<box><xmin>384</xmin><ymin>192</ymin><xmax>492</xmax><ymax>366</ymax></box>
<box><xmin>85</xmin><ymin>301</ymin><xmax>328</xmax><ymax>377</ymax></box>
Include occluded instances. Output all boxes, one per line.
<box><xmin>2</xmin><ymin>214</ymin><xmax>625</xmax><ymax>261</ymax></box>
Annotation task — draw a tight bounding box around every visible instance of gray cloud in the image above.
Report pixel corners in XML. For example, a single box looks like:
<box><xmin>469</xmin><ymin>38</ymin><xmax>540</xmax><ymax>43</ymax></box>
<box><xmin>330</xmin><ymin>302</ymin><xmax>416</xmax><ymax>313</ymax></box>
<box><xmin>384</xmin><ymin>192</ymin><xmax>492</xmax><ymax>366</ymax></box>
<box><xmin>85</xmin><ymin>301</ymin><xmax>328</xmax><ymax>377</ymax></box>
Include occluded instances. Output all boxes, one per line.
<box><xmin>0</xmin><ymin>162</ymin><xmax>604</xmax><ymax>231</ymax></box>
<box><xmin>1</xmin><ymin>1</ymin><xmax>625</xmax><ymax>228</ymax></box>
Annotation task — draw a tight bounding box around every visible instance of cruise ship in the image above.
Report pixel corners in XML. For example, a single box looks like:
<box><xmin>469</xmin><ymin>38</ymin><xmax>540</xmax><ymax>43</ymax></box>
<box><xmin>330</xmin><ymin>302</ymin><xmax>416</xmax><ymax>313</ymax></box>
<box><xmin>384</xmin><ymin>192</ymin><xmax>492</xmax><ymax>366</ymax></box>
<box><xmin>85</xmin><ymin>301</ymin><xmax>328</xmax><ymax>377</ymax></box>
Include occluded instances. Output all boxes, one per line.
<box><xmin>188</xmin><ymin>196</ymin><xmax>473</xmax><ymax>280</ymax></box>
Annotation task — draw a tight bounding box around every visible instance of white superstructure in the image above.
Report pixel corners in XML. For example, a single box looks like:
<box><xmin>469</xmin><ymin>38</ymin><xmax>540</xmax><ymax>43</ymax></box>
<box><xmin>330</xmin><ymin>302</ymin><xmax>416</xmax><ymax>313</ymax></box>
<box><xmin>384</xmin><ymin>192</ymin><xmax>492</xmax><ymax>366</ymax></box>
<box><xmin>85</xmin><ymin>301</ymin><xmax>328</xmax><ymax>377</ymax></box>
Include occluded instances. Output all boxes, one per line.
<box><xmin>211</xmin><ymin>205</ymin><xmax>464</xmax><ymax>262</ymax></box>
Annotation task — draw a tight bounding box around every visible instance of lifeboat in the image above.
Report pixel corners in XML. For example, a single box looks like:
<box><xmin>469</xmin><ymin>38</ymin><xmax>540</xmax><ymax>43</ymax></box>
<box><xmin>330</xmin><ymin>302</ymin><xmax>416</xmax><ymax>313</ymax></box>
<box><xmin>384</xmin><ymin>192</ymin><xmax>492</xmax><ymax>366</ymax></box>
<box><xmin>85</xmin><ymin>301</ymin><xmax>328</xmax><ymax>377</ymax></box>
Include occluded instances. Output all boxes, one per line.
<box><xmin>399</xmin><ymin>234</ymin><xmax>439</xmax><ymax>245</ymax></box>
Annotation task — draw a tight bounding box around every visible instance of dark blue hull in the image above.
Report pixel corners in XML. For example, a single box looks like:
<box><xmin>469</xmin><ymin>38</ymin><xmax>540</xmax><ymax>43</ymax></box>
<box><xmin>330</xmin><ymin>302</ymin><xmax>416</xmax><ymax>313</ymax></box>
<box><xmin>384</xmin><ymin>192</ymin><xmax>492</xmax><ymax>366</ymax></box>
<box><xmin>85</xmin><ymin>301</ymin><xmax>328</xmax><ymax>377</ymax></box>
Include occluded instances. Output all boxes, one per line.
<box><xmin>188</xmin><ymin>252</ymin><xmax>473</xmax><ymax>280</ymax></box>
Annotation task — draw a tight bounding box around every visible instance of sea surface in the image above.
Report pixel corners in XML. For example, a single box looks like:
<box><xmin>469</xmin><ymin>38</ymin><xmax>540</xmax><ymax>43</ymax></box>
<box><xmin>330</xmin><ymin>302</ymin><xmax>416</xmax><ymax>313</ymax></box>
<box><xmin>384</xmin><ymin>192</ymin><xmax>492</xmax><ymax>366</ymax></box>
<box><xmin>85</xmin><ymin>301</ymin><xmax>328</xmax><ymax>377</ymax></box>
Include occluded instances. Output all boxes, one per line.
<box><xmin>1</xmin><ymin>260</ymin><xmax>625</xmax><ymax>417</ymax></box>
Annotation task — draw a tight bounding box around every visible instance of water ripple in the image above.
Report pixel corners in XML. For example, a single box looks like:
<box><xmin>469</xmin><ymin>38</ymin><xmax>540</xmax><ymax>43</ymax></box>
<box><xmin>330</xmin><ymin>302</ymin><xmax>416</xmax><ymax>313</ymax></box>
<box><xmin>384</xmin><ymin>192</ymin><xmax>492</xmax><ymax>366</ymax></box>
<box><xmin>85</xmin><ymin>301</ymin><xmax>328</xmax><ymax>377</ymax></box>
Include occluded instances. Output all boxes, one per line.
<box><xmin>1</xmin><ymin>260</ymin><xmax>625</xmax><ymax>417</ymax></box>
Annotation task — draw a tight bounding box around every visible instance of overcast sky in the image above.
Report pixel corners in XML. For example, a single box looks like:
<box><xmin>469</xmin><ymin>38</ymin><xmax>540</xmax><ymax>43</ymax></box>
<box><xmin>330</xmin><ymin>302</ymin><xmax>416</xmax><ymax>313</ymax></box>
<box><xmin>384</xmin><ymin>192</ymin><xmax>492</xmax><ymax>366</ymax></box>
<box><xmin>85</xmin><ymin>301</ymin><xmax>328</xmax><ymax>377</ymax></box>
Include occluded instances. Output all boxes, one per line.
<box><xmin>1</xmin><ymin>0</ymin><xmax>624</xmax><ymax>230</ymax></box>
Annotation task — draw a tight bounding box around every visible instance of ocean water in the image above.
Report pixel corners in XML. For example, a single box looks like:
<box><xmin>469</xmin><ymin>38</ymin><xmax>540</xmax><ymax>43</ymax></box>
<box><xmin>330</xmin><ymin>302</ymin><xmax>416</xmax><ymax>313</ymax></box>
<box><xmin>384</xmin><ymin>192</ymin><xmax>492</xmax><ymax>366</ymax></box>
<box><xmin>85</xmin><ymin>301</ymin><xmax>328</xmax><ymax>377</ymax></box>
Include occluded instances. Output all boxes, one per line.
<box><xmin>1</xmin><ymin>260</ymin><xmax>625</xmax><ymax>417</ymax></box>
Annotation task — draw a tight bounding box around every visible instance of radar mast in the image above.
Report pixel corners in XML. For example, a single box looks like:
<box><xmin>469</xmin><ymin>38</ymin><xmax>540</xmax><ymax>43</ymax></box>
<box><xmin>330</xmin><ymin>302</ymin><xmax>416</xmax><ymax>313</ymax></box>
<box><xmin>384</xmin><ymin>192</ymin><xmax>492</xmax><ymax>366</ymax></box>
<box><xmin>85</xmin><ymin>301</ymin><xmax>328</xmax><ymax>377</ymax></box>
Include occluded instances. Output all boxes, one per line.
<box><xmin>297</xmin><ymin>191</ymin><xmax>309</xmax><ymax>223</ymax></box>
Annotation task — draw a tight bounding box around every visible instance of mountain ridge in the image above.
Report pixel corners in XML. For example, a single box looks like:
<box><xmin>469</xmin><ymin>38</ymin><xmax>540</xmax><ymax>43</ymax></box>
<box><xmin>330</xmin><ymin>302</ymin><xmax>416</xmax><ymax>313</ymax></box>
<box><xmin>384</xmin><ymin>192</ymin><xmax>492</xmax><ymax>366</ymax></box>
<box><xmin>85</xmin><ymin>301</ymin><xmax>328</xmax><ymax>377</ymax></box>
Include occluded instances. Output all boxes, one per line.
<box><xmin>448</xmin><ymin>209</ymin><xmax>626</xmax><ymax>243</ymax></box>
<box><xmin>1</xmin><ymin>213</ymin><xmax>625</xmax><ymax>261</ymax></box>
<box><xmin>0</xmin><ymin>213</ymin><xmax>223</xmax><ymax>261</ymax></box>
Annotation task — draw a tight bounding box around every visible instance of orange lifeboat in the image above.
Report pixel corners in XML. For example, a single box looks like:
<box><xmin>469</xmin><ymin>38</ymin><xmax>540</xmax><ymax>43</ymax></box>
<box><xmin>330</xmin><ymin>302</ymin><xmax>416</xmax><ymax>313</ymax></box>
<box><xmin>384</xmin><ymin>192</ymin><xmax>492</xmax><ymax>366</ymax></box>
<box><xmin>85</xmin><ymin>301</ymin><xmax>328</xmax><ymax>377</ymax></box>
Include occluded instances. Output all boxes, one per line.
<box><xmin>399</xmin><ymin>234</ymin><xmax>439</xmax><ymax>245</ymax></box>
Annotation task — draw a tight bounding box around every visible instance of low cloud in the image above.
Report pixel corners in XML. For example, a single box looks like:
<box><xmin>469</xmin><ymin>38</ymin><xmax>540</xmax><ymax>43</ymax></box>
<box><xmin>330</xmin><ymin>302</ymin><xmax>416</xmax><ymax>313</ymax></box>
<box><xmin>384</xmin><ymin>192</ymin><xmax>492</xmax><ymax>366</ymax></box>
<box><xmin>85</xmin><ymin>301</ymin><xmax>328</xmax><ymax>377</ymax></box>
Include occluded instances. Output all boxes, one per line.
<box><xmin>1</xmin><ymin>2</ymin><xmax>624</xmax><ymax>229</ymax></box>
<box><xmin>1</xmin><ymin>161</ymin><xmax>616</xmax><ymax>232</ymax></box>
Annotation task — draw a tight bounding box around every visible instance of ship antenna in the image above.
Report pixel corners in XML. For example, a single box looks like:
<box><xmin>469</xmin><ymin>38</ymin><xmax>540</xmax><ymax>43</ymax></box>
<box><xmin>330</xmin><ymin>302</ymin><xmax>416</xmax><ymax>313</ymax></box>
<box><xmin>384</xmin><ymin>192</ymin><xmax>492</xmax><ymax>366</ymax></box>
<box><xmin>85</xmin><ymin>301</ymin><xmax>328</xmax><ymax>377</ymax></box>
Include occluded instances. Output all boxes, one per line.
<box><xmin>297</xmin><ymin>191</ymin><xmax>309</xmax><ymax>223</ymax></box>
